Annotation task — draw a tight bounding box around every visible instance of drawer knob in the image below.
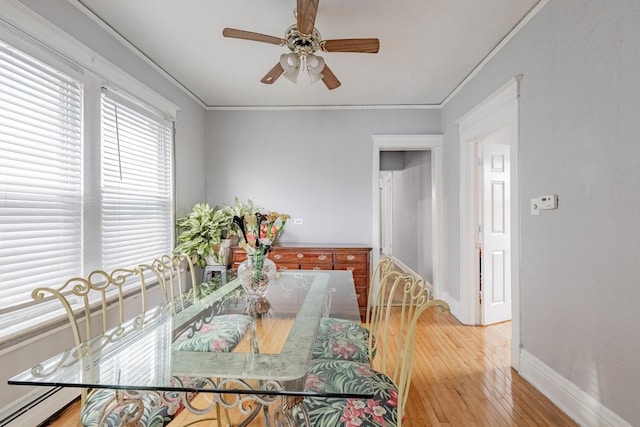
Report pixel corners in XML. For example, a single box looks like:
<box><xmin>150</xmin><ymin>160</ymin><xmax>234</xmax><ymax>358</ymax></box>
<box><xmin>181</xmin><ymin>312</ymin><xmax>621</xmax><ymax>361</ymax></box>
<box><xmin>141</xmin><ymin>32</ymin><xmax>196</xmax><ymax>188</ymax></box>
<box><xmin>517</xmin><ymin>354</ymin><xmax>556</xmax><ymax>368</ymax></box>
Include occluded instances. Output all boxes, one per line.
<box><xmin>318</xmin><ymin>255</ymin><xmax>327</xmax><ymax>261</ymax></box>
<box><xmin>274</xmin><ymin>254</ymin><xmax>282</xmax><ymax>260</ymax></box>
<box><xmin>347</xmin><ymin>255</ymin><xmax>355</xmax><ymax>261</ymax></box>
<box><xmin>297</xmin><ymin>253</ymin><xmax>304</xmax><ymax>259</ymax></box>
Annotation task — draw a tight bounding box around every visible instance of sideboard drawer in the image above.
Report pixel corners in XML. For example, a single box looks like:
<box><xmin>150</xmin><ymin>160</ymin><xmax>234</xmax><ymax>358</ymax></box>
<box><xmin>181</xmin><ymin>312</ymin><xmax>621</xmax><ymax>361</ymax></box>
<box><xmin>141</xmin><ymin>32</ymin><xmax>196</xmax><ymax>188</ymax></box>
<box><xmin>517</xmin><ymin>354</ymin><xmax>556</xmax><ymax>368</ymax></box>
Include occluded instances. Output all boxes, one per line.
<box><xmin>355</xmin><ymin>286</ymin><xmax>368</xmax><ymax>307</ymax></box>
<box><xmin>268</xmin><ymin>250</ymin><xmax>300</xmax><ymax>263</ymax></box>
<box><xmin>352</xmin><ymin>275</ymin><xmax>368</xmax><ymax>287</ymax></box>
<box><xmin>274</xmin><ymin>262</ymin><xmax>300</xmax><ymax>271</ymax></box>
<box><xmin>334</xmin><ymin>252</ymin><xmax>369</xmax><ymax>264</ymax></box>
<box><xmin>232</xmin><ymin>251</ymin><xmax>247</xmax><ymax>264</ymax></box>
<box><xmin>300</xmin><ymin>262</ymin><xmax>332</xmax><ymax>271</ymax></box>
<box><xmin>296</xmin><ymin>250</ymin><xmax>333</xmax><ymax>264</ymax></box>
<box><xmin>333</xmin><ymin>263</ymin><xmax>368</xmax><ymax>276</ymax></box>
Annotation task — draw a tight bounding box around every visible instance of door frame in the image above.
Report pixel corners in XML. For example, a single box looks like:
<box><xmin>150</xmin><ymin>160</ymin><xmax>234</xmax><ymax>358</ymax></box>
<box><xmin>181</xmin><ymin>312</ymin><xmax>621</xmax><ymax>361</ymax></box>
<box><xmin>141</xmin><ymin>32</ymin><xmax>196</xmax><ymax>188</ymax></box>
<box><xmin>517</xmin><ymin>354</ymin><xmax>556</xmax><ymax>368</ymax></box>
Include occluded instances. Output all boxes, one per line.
<box><xmin>379</xmin><ymin>171</ymin><xmax>393</xmax><ymax>255</ymax></box>
<box><xmin>458</xmin><ymin>76</ymin><xmax>521</xmax><ymax>370</ymax></box>
<box><xmin>371</xmin><ymin>134</ymin><xmax>444</xmax><ymax>299</ymax></box>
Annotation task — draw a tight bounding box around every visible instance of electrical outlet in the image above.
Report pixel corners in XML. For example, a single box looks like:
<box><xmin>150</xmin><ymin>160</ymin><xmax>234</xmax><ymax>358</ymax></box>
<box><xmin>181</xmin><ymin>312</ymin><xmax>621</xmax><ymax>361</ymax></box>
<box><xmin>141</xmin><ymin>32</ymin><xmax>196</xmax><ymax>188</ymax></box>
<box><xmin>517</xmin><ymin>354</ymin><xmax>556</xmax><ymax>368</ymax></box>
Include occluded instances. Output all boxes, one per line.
<box><xmin>294</xmin><ymin>218</ymin><xmax>303</xmax><ymax>225</ymax></box>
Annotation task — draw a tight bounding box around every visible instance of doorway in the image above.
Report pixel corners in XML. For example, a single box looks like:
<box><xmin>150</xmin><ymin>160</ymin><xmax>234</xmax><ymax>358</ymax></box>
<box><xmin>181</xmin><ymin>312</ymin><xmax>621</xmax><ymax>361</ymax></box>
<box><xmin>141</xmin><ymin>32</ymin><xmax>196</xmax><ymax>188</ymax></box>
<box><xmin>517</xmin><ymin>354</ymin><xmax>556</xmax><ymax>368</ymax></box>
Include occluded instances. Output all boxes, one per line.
<box><xmin>477</xmin><ymin>127</ymin><xmax>512</xmax><ymax>325</ymax></box>
<box><xmin>458</xmin><ymin>77</ymin><xmax>520</xmax><ymax>369</ymax></box>
<box><xmin>371</xmin><ymin>135</ymin><xmax>443</xmax><ymax>299</ymax></box>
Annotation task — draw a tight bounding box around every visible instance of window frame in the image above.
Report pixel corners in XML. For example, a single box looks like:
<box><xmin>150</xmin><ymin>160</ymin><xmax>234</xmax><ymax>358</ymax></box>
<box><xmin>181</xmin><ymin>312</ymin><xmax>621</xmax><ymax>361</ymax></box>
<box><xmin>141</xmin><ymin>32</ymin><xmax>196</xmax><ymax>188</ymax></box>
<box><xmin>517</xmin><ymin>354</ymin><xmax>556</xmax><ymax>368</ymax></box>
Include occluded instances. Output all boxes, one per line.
<box><xmin>0</xmin><ymin>8</ymin><xmax>179</xmax><ymax>345</ymax></box>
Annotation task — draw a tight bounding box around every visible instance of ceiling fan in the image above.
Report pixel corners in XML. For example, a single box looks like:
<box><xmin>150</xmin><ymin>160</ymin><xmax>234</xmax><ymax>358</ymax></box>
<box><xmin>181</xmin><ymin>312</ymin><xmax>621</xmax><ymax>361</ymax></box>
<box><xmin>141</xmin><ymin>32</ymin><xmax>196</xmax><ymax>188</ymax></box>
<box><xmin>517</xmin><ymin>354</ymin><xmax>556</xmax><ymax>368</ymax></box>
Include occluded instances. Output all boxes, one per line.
<box><xmin>222</xmin><ymin>0</ymin><xmax>380</xmax><ymax>90</ymax></box>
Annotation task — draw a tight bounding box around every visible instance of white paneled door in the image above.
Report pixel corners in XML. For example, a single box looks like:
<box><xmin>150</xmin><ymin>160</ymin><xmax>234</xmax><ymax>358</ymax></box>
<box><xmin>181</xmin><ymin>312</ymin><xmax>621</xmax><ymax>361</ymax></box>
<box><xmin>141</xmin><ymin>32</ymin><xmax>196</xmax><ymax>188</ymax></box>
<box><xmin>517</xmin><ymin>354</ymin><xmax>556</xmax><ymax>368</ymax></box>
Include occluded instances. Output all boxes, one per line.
<box><xmin>480</xmin><ymin>126</ymin><xmax>512</xmax><ymax>325</ymax></box>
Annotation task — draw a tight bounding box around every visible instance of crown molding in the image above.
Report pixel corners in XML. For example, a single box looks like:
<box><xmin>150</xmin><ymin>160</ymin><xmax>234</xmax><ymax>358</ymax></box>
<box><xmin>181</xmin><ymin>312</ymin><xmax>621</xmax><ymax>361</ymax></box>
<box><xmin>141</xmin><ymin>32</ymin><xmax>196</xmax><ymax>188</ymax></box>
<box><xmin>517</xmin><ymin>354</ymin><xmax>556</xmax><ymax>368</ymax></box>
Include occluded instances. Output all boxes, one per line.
<box><xmin>206</xmin><ymin>104</ymin><xmax>440</xmax><ymax>111</ymax></box>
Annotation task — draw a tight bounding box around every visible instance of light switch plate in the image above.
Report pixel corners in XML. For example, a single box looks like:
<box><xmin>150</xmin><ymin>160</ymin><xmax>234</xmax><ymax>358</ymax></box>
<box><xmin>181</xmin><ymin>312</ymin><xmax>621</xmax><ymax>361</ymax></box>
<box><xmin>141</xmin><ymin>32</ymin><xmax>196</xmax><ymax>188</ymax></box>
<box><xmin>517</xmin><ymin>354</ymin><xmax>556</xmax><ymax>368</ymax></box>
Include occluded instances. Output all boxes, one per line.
<box><xmin>530</xmin><ymin>198</ymin><xmax>540</xmax><ymax>215</ymax></box>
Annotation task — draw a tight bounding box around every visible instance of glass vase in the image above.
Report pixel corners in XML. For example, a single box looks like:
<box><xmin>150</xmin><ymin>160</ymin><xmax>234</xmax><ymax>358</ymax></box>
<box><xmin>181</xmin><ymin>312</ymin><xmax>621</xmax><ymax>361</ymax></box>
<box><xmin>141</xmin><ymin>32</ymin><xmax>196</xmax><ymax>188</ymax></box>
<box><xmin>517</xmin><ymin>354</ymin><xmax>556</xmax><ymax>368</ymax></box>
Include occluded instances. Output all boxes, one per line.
<box><xmin>237</xmin><ymin>253</ymin><xmax>276</xmax><ymax>298</ymax></box>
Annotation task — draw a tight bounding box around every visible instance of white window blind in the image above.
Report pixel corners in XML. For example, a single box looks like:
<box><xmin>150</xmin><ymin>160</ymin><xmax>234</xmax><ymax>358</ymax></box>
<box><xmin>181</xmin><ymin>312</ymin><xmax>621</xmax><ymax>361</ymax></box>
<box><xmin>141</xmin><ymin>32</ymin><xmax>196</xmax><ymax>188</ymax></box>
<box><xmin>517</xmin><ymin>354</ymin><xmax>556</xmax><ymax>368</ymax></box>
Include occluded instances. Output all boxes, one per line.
<box><xmin>101</xmin><ymin>90</ymin><xmax>173</xmax><ymax>271</ymax></box>
<box><xmin>0</xmin><ymin>40</ymin><xmax>83</xmax><ymax>313</ymax></box>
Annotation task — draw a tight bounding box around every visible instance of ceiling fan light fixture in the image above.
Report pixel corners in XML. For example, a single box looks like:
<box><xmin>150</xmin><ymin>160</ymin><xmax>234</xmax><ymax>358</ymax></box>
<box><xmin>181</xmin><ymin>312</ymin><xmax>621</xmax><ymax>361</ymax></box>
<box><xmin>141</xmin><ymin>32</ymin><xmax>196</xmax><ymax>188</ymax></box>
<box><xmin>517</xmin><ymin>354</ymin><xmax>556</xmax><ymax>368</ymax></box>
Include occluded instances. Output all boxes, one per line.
<box><xmin>279</xmin><ymin>53</ymin><xmax>300</xmax><ymax>83</ymax></box>
<box><xmin>307</xmin><ymin>53</ymin><xmax>325</xmax><ymax>83</ymax></box>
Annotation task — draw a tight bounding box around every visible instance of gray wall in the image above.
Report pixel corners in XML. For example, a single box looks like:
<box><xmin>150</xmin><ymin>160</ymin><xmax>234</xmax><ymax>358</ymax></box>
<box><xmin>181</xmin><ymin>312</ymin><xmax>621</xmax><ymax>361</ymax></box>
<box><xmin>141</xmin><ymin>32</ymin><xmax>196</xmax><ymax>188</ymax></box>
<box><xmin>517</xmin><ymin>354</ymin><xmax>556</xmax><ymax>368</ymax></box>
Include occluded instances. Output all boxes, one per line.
<box><xmin>1</xmin><ymin>0</ymin><xmax>207</xmax><ymax>420</ymax></box>
<box><xmin>206</xmin><ymin>109</ymin><xmax>440</xmax><ymax>245</ymax></box>
<box><xmin>441</xmin><ymin>1</ymin><xmax>640</xmax><ymax>424</ymax></box>
<box><xmin>392</xmin><ymin>151</ymin><xmax>432</xmax><ymax>282</ymax></box>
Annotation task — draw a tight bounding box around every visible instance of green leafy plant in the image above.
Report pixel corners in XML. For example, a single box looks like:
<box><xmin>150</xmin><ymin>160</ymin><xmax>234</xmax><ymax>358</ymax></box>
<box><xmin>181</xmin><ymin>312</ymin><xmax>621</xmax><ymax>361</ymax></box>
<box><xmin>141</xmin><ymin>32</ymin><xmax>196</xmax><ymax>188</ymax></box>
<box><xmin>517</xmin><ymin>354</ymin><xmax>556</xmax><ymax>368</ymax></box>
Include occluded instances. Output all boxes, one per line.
<box><xmin>174</xmin><ymin>202</ymin><xmax>228</xmax><ymax>268</ymax></box>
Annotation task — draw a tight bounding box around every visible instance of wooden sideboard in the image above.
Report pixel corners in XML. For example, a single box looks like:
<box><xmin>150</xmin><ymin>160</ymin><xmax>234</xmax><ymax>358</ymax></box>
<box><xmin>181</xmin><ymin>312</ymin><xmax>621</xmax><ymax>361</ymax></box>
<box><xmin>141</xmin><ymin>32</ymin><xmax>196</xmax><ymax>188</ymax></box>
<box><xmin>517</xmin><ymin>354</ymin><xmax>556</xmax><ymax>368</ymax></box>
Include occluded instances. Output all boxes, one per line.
<box><xmin>231</xmin><ymin>244</ymin><xmax>372</xmax><ymax>320</ymax></box>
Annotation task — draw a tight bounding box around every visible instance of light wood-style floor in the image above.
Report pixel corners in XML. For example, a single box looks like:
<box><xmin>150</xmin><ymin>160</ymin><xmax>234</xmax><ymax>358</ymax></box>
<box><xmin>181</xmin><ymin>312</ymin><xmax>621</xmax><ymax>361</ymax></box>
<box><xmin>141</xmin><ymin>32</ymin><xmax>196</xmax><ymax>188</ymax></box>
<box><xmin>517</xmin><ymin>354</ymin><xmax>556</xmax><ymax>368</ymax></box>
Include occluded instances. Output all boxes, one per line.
<box><xmin>46</xmin><ymin>307</ymin><xmax>576</xmax><ymax>426</ymax></box>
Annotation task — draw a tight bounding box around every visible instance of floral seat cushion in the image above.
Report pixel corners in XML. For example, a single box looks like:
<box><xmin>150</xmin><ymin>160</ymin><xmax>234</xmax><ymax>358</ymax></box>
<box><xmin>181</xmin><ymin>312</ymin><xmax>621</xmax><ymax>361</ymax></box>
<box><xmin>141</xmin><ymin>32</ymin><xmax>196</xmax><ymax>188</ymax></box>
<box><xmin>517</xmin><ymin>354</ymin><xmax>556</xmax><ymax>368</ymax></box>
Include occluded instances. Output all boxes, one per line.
<box><xmin>80</xmin><ymin>388</ymin><xmax>187</xmax><ymax>427</ymax></box>
<box><xmin>302</xmin><ymin>359</ymin><xmax>401</xmax><ymax>427</ymax></box>
<box><xmin>81</xmin><ymin>314</ymin><xmax>252</xmax><ymax>426</ymax></box>
<box><xmin>172</xmin><ymin>313</ymin><xmax>253</xmax><ymax>352</ymax></box>
<box><xmin>312</xmin><ymin>318</ymin><xmax>374</xmax><ymax>364</ymax></box>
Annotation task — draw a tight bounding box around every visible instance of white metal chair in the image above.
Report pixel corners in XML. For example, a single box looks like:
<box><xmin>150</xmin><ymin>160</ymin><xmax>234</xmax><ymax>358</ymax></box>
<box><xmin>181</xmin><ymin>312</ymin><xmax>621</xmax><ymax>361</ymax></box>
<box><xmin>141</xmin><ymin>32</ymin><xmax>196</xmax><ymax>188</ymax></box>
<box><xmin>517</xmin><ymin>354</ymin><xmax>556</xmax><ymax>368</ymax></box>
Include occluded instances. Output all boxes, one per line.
<box><xmin>302</xmin><ymin>272</ymin><xmax>450</xmax><ymax>426</ymax></box>
<box><xmin>31</xmin><ymin>263</ymin><xmax>180</xmax><ymax>427</ymax></box>
<box><xmin>311</xmin><ymin>256</ymin><xmax>400</xmax><ymax>364</ymax></box>
<box><xmin>31</xmin><ymin>254</ymin><xmax>251</xmax><ymax>427</ymax></box>
<box><xmin>144</xmin><ymin>253</ymin><xmax>253</xmax><ymax>353</ymax></box>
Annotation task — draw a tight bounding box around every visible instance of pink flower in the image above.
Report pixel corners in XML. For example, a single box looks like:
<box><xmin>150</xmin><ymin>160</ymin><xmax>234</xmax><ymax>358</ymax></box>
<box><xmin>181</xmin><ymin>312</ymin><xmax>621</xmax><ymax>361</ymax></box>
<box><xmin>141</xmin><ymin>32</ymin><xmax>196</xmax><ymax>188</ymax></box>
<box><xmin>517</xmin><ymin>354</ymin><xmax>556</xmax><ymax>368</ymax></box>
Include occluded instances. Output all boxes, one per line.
<box><xmin>364</xmin><ymin>399</ymin><xmax>388</xmax><ymax>425</ymax></box>
<box><xmin>339</xmin><ymin>409</ymin><xmax>364</xmax><ymax>427</ymax></box>
<box><xmin>331</xmin><ymin>340</ymin><xmax>357</xmax><ymax>359</ymax></box>
<box><xmin>304</xmin><ymin>373</ymin><xmax>325</xmax><ymax>390</ymax></box>
<box><xmin>210</xmin><ymin>338</ymin><xmax>230</xmax><ymax>352</ymax></box>
<box><xmin>340</xmin><ymin>399</ymin><xmax>367</xmax><ymax>426</ymax></box>
<box><xmin>197</xmin><ymin>322</ymin><xmax>220</xmax><ymax>333</ymax></box>
<box><xmin>386</xmin><ymin>388</ymin><xmax>399</xmax><ymax>407</ymax></box>
<box><xmin>330</xmin><ymin>324</ymin><xmax>348</xmax><ymax>332</ymax></box>
<box><xmin>355</xmin><ymin>364</ymin><xmax>372</xmax><ymax>377</ymax></box>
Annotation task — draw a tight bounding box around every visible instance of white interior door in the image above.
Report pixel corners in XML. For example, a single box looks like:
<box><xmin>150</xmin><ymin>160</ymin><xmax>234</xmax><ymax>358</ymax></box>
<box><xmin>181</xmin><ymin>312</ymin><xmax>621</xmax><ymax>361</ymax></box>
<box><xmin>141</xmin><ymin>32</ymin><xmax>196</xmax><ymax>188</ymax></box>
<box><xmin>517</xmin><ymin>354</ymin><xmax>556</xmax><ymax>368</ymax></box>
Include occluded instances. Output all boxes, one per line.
<box><xmin>480</xmin><ymin>126</ymin><xmax>511</xmax><ymax>325</ymax></box>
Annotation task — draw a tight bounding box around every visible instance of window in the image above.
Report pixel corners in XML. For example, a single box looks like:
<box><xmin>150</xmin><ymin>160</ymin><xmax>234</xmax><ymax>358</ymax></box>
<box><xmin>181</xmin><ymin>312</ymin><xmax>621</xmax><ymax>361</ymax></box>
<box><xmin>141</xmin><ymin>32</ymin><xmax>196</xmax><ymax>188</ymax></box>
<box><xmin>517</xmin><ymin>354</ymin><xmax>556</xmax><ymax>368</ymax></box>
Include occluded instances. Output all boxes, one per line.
<box><xmin>0</xmin><ymin>34</ymin><xmax>175</xmax><ymax>339</ymax></box>
<box><xmin>0</xmin><ymin>40</ymin><xmax>83</xmax><ymax>314</ymax></box>
<box><xmin>101</xmin><ymin>91</ymin><xmax>173</xmax><ymax>271</ymax></box>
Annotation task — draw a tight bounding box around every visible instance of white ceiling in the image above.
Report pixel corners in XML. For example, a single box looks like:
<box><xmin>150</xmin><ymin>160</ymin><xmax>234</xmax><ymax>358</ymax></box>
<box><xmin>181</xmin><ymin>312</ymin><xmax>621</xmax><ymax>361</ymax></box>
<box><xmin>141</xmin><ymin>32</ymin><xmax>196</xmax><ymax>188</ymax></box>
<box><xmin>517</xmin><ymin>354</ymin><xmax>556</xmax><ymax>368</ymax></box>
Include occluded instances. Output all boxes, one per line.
<box><xmin>72</xmin><ymin>0</ymin><xmax>539</xmax><ymax>108</ymax></box>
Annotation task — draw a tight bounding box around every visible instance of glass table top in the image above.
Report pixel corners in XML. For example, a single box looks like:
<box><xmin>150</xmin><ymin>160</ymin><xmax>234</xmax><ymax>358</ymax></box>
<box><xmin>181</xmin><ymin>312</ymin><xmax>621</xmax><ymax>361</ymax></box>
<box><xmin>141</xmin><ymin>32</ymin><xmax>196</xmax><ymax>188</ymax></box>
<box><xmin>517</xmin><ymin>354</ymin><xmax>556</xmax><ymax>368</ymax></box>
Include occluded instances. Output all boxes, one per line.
<box><xmin>8</xmin><ymin>270</ymin><xmax>369</xmax><ymax>398</ymax></box>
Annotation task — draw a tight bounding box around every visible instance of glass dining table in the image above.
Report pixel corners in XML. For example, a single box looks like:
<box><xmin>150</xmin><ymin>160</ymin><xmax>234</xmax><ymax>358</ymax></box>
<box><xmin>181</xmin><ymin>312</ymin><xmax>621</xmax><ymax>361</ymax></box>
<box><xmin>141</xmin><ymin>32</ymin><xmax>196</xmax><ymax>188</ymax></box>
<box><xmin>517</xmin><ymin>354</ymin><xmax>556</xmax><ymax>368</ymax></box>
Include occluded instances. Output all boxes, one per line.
<box><xmin>8</xmin><ymin>270</ymin><xmax>370</xmax><ymax>426</ymax></box>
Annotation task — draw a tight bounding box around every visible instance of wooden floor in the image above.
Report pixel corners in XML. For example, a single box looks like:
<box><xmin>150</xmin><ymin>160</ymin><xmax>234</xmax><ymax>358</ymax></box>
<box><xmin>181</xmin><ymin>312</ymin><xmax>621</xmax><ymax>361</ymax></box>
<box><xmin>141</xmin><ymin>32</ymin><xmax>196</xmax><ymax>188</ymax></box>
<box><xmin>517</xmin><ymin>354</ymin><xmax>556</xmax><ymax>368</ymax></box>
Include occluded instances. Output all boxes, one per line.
<box><xmin>46</xmin><ymin>307</ymin><xmax>576</xmax><ymax>427</ymax></box>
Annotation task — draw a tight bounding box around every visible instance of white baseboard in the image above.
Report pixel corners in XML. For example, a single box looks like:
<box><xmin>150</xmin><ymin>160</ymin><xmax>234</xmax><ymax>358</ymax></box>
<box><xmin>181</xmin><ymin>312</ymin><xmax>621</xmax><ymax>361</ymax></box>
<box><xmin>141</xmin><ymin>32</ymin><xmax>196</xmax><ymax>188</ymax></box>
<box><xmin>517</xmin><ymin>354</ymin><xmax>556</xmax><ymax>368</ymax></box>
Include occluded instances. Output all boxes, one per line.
<box><xmin>0</xmin><ymin>387</ymin><xmax>78</xmax><ymax>427</ymax></box>
<box><xmin>519</xmin><ymin>350</ymin><xmax>631</xmax><ymax>427</ymax></box>
<box><xmin>438</xmin><ymin>290</ymin><xmax>462</xmax><ymax>323</ymax></box>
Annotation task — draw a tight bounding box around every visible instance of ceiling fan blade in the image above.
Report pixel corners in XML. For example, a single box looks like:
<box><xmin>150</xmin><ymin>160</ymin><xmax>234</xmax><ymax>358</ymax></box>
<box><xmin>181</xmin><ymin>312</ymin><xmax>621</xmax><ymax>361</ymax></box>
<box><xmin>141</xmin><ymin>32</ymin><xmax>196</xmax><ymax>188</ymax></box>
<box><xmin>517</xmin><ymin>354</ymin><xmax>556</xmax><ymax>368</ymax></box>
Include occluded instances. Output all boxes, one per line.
<box><xmin>222</xmin><ymin>28</ymin><xmax>284</xmax><ymax>45</ymax></box>
<box><xmin>321</xmin><ymin>64</ymin><xmax>341</xmax><ymax>90</ymax></box>
<box><xmin>261</xmin><ymin>62</ymin><xmax>285</xmax><ymax>84</ymax></box>
<box><xmin>297</xmin><ymin>0</ymin><xmax>319</xmax><ymax>35</ymax></box>
<box><xmin>321</xmin><ymin>38</ymin><xmax>380</xmax><ymax>53</ymax></box>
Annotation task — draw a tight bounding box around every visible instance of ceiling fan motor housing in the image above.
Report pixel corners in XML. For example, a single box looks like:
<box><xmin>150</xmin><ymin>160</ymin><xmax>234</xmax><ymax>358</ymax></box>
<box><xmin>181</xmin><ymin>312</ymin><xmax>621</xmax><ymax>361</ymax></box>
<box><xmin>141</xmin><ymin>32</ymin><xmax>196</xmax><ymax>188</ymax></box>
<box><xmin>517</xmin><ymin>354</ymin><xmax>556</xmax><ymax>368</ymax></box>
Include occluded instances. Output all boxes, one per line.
<box><xmin>284</xmin><ymin>25</ymin><xmax>321</xmax><ymax>57</ymax></box>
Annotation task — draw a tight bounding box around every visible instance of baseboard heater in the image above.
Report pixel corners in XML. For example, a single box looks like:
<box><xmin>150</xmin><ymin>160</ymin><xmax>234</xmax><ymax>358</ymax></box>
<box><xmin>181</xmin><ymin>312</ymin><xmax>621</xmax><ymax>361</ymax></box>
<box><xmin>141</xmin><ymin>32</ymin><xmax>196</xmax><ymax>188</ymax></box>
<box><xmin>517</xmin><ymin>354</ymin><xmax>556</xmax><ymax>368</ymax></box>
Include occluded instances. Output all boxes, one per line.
<box><xmin>0</xmin><ymin>387</ymin><xmax>79</xmax><ymax>427</ymax></box>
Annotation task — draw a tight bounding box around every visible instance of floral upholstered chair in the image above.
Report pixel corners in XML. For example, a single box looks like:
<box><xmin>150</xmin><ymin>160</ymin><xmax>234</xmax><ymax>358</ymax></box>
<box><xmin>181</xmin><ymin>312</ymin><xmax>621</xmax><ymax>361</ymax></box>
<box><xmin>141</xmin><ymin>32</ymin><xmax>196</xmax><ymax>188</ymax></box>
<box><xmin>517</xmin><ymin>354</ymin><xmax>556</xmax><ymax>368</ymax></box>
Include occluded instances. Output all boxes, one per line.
<box><xmin>311</xmin><ymin>256</ymin><xmax>399</xmax><ymax>365</ymax></box>
<box><xmin>303</xmin><ymin>272</ymin><xmax>450</xmax><ymax>426</ymax></box>
<box><xmin>143</xmin><ymin>254</ymin><xmax>252</xmax><ymax>354</ymax></box>
<box><xmin>32</xmin><ymin>254</ymin><xmax>251</xmax><ymax>427</ymax></box>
